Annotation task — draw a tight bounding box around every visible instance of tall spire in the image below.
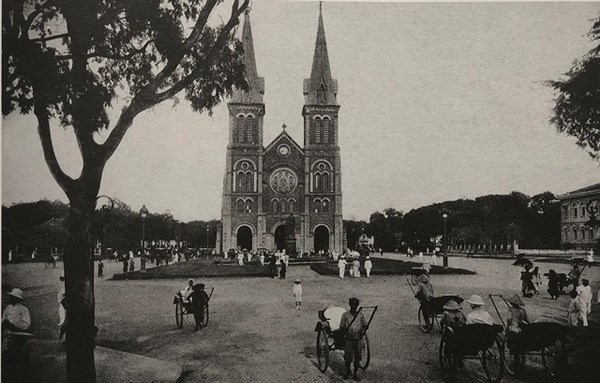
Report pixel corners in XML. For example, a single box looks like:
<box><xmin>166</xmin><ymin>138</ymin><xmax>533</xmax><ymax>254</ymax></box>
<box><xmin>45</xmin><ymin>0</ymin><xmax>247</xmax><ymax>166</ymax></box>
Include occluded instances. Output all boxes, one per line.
<box><xmin>232</xmin><ymin>10</ymin><xmax>264</xmax><ymax>103</ymax></box>
<box><xmin>304</xmin><ymin>3</ymin><xmax>337</xmax><ymax>105</ymax></box>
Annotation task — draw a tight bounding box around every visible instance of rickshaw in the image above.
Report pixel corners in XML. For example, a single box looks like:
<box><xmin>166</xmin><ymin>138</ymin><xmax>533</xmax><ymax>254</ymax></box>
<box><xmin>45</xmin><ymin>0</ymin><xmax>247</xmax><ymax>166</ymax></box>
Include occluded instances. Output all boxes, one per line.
<box><xmin>173</xmin><ymin>286</ymin><xmax>214</xmax><ymax>329</ymax></box>
<box><xmin>439</xmin><ymin>323</ymin><xmax>505</xmax><ymax>382</ymax></box>
<box><xmin>408</xmin><ymin>279</ymin><xmax>463</xmax><ymax>333</ymax></box>
<box><xmin>314</xmin><ymin>306</ymin><xmax>378</xmax><ymax>373</ymax></box>
<box><xmin>489</xmin><ymin>294</ymin><xmax>568</xmax><ymax>377</ymax></box>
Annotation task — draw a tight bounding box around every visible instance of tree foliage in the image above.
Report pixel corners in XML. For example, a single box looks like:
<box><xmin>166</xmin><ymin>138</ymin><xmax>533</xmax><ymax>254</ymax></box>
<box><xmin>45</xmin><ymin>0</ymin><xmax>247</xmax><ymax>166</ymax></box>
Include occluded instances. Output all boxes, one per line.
<box><xmin>548</xmin><ymin>14</ymin><xmax>600</xmax><ymax>160</ymax></box>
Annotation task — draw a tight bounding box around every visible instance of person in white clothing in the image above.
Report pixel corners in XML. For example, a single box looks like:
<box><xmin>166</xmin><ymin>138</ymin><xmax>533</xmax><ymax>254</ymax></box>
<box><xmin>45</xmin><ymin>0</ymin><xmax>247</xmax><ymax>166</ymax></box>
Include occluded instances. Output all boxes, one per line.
<box><xmin>364</xmin><ymin>257</ymin><xmax>373</xmax><ymax>277</ymax></box>
<box><xmin>465</xmin><ymin>295</ymin><xmax>493</xmax><ymax>325</ymax></box>
<box><xmin>293</xmin><ymin>279</ymin><xmax>303</xmax><ymax>309</ymax></box>
<box><xmin>576</xmin><ymin>278</ymin><xmax>593</xmax><ymax>326</ymax></box>
<box><xmin>587</xmin><ymin>248</ymin><xmax>595</xmax><ymax>263</ymax></box>
<box><xmin>259</xmin><ymin>253</ymin><xmax>265</xmax><ymax>265</ymax></box>
<box><xmin>237</xmin><ymin>251</ymin><xmax>244</xmax><ymax>266</ymax></box>
<box><xmin>418</xmin><ymin>252</ymin><xmax>423</xmax><ymax>262</ymax></box>
<box><xmin>2</xmin><ymin>288</ymin><xmax>31</xmax><ymax>332</ymax></box>
<box><xmin>338</xmin><ymin>256</ymin><xmax>347</xmax><ymax>278</ymax></box>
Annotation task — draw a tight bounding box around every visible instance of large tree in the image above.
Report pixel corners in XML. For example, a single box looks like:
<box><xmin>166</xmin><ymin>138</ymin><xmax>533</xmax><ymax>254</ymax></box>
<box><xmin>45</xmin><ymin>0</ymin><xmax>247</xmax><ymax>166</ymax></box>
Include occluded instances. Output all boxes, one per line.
<box><xmin>548</xmin><ymin>14</ymin><xmax>600</xmax><ymax>160</ymax></box>
<box><xmin>2</xmin><ymin>0</ymin><xmax>249</xmax><ymax>381</ymax></box>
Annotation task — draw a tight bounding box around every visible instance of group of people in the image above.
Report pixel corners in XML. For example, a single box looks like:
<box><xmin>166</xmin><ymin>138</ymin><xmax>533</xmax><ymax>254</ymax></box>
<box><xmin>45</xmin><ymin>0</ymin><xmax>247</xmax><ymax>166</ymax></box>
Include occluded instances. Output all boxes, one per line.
<box><xmin>337</xmin><ymin>255</ymin><xmax>373</xmax><ymax>278</ymax></box>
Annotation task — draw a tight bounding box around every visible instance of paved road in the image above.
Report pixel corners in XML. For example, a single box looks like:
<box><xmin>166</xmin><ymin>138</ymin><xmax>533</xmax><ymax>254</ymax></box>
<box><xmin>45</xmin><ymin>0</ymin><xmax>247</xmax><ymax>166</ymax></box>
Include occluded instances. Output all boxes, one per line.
<box><xmin>3</xmin><ymin>255</ymin><xmax>599</xmax><ymax>382</ymax></box>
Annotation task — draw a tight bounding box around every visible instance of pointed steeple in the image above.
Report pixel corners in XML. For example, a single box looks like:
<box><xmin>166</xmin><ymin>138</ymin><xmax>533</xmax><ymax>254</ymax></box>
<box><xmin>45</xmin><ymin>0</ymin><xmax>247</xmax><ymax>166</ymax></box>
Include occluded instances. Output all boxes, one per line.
<box><xmin>231</xmin><ymin>10</ymin><xmax>264</xmax><ymax>103</ymax></box>
<box><xmin>304</xmin><ymin>3</ymin><xmax>337</xmax><ymax>105</ymax></box>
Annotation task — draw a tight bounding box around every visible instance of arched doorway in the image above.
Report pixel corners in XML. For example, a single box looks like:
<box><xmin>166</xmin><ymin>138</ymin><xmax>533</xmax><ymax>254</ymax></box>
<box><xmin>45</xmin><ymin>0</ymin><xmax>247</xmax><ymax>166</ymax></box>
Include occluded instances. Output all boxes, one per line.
<box><xmin>314</xmin><ymin>225</ymin><xmax>330</xmax><ymax>252</ymax></box>
<box><xmin>274</xmin><ymin>225</ymin><xmax>286</xmax><ymax>252</ymax></box>
<box><xmin>237</xmin><ymin>226</ymin><xmax>252</xmax><ymax>251</ymax></box>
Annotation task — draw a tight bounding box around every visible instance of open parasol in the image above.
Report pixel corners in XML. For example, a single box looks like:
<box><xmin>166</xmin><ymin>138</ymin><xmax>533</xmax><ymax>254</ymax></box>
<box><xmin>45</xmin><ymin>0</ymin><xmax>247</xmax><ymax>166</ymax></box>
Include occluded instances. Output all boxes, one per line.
<box><xmin>512</xmin><ymin>258</ymin><xmax>533</xmax><ymax>268</ymax></box>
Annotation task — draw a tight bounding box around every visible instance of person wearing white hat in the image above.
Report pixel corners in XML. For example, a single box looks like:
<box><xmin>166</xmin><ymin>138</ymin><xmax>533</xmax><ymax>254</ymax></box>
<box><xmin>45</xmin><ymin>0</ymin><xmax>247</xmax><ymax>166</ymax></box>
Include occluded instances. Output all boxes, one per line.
<box><xmin>465</xmin><ymin>295</ymin><xmax>493</xmax><ymax>325</ymax></box>
<box><xmin>338</xmin><ymin>255</ymin><xmax>347</xmax><ymax>279</ymax></box>
<box><xmin>364</xmin><ymin>257</ymin><xmax>373</xmax><ymax>277</ymax></box>
<box><xmin>2</xmin><ymin>288</ymin><xmax>31</xmax><ymax>332</ymax></box>
<box><xmin>293</xmin><ymin>279</ymin><xmax>303</xmax><ymax>309</ymax></box>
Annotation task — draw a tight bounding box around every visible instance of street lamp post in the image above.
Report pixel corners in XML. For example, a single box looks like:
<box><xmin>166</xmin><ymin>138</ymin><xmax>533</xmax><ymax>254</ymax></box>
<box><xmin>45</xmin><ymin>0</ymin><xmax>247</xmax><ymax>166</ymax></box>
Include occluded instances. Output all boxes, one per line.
<box><xmin>441</xmin><ymin>207</ymin><xmax>450</xmax><ymax>268</ymax></box>
<box><xmin>206</xmin><ymin>227</ymin><xmax>210</xmax><ymax>249</ymax></box>
<box><xmin>140</xmin><ymin>205</ymin><xmax>149</xmax><ymax>250</ymax></box>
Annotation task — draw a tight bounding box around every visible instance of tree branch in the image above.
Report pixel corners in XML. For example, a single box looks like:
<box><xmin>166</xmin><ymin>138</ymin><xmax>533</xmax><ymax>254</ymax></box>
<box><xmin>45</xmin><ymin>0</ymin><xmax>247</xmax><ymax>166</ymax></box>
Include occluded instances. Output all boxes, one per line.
<box><xmin>101</xmin><ymin>0</ymin><xmax>248</xmax><ymax>163</ymax></box>
<box><xmin>29</xmin><ymin>32</ymin><xmax>70</xmax><ymax>43</ymax></box>
<box><xmin>56</xmin><ymin>39</ymin><xmax>155</xmax><ymax>61</ymax></box>
<box><xmin>34</xmin><ymin>89</ymin><xmax>75</xmax><ymax>193</ymax></box>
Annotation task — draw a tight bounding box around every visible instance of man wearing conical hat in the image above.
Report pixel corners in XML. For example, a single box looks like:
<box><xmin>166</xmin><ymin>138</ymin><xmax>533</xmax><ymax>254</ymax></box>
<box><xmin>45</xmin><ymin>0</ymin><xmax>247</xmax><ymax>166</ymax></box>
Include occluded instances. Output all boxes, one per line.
<box><xmin>465</xmin><ymin>295</ymin><xmax>493</xmax><ymax>325</ymax></box>
<box><xmin>2</xmin><ymin>288</ymin><xmax>30</xmax><ymax>332</ymax></box>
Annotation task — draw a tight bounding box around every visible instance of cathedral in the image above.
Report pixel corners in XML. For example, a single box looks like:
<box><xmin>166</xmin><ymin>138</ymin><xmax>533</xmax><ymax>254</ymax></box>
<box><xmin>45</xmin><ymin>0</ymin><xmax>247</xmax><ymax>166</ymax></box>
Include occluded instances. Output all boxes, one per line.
<box><xmin>217</xmin><ymin>7</ymin><xmax>343</xmax><ymax>255</ymax></box>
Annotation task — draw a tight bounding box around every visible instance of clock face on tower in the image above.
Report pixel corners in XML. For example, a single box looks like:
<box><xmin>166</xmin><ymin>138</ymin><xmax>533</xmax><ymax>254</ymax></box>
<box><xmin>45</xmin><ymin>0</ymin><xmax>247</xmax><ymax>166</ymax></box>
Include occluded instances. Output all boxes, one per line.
<box><xmin>278</xmin><ymin>144</ymin><xmax>290</xmax><ymax>156</ymax></box>
<box><xmin>270</xmin><ymin>168</ymin><xmax>297</xmax><ymax>194</ymax></box>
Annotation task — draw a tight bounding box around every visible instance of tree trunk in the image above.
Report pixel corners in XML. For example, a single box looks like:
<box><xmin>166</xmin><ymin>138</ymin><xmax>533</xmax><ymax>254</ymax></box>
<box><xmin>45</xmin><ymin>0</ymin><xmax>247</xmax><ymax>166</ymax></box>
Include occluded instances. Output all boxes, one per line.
<box><xmin>64</xmin><ymin>190</ymin><xmax>97</xmax><ymax>383</ymax></box>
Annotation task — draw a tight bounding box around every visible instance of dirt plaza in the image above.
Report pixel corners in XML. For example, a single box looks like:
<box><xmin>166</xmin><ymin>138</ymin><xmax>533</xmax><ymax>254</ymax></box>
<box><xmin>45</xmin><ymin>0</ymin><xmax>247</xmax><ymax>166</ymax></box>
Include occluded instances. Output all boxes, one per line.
<box><xmin>3</xmin><ymin>255</ymin><xmax>599</xmax><ymax>383</ymax></box>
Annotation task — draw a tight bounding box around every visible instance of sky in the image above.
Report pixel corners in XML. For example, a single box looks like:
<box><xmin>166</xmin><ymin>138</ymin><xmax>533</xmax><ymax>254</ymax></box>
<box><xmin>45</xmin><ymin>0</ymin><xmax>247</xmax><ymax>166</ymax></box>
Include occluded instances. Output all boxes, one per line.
<box><xmin>2</xmin><ymin>0</ymin><xmax>600</xmax><ymax>222</ymax></box>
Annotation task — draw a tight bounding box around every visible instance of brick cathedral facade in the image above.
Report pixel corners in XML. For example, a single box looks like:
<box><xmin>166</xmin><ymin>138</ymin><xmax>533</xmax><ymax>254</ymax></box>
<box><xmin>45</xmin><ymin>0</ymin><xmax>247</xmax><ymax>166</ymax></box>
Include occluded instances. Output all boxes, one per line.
<box><xmin>217</xmin><ymin>8</ymin><xmax>343</xmax><ymax>255</ymax></box>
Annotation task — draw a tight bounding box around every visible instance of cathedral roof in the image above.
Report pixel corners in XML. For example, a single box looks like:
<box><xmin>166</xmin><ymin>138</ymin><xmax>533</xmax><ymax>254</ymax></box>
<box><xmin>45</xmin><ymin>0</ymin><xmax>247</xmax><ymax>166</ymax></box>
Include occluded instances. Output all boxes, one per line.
<box><xmin>231</xmin><ymin>10</ymin><xmax>264</xmax><ymax>104</ymax></box>
<box><xmin>265</xmin><ymin>125</ymin><xmax>304</xmax><ymax>154</ymax></box>
<box><xmin>303</xmin><ymin>4</ymin><xmax>338</xmax><ymax>106</ymax></box>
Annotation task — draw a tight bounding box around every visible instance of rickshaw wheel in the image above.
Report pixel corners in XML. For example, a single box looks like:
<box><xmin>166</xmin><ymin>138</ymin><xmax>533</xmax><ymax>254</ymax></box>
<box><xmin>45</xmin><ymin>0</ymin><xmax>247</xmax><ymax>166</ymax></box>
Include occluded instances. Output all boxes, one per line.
<box><xmin>418</xmin><ymin>306</ymin><xmax>434</xmax><ymax>333</ymax></box>
<box><xmin>175</xmin><ymin>301</ymin><xmax>184</xmax><ymax>329</ymax></box>
<box><xmin>359</xmin><ymin>333</ymin><xmax>370</xmax><ymax>370</ymax></box>
<box><xmin>542</xmin><ymin>338</ymin><xmax>565</xmax><ymax>377</ymax></box>
<box><xmin>439</xmin><ymin>330</ymin><xmax>457</xmax><ymax>381</ymax></box>
<box><xmin>316</xmin><ymin>328</ymin><xmax>329</xmax><ymax>373</ymax></box>
<box><xmin>200</xmin><ymin>306</ymin><xmax>209</xmax><ymax>327</ymax></box>
<box><xmin>503</xmin><ymin>340</ymin><xmax>525</xmax><ymax>376</ymax></box>
<box><xmin>482</xmin><ymin>336</ymin><xmax>504</xmax><ymax>383</ymax></box>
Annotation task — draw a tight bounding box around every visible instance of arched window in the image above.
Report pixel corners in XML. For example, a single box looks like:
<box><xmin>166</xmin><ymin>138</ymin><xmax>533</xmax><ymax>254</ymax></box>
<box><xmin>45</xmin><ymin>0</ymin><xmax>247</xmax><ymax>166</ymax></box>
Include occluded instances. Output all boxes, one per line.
<box><xmin>237</xmin><ymin>172</ymin><xmax>245</xmax><ymax>191</ymax></box>
<box><xmin>237</xmin><ymin>199</ymin><xmax>244</xmax><ymax>213</ymax></box>
<box><xmin>322</xmin><ymin>172</ymin><xmax>329</xmax><ymax>192</ymax></box>
<box><xmin>315</xmin><ymin>119</ymin><xmax>322</xmax><ymax>144</ymax></box>
<box><xmin>314</xmin><ymin>199</ymin><xmax>321</xmax><ymax>213</ymax></box>
<box><xmin>322</xmin><ymin>118</ymin><xmax>330</xmax><ymax>143</ymax></box>
<box><xmin>323</xmin><ymin>199</ymin><xmax>329</xmax><ymax>213</ymax></box>
<box><xmin>572</xmin><ymin>205</ymin><xmax>578</xmax><ymax>218</ymax></box>
<box><xmin>246</xmin><ymin>171</ymin><xmax>253</xmax><ymax>192</ymax></box>
<box><xmin>237</xmin><ymin>119</ymin><xmax>245</xmax><ymax>143</ymax></box>
<box><xmin>245</xmin><ymin>199</ymin><xmax>253</xmax><ymax>213</ymax></box>
<box><xmin>281</xmin><ymin>200</ymin><xmax>287</xmax><ymax>214</ymax></box>
<box><xmin>563</xmin><ymin>228</ymin><xmax>568</xmax><ymax>241</ymax></box>
<box><xmin>272</xmin><ymin>199</ymin><xmax>279</xmax><ymax>214</ymax></box>
<box><xmin>236</xmin><ymin>115</ymin><xmax>255</xmax><ymax>144</ymax></box>
<box><xmin>289</xmin><ymin>199</ymin><xmax>295</xmax><ymax>213</ymax></box>
<box><xmin>315</xmin><ymin>173</ymin><xmax>321</xmax><ymax>191</ymax></box>
<box><xmin>573</xmin><ymin>227</ymin><xmax>578</xmax><ymax>240</ymax></box>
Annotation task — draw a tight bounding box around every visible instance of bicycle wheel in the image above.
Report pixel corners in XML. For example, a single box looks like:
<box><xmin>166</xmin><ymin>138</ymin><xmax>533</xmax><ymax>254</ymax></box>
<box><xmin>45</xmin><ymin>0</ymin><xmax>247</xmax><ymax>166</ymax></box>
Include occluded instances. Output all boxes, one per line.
<box><xmin>200</xmin><ymin>306</ymin><xmax>209</xmax><ymax>327</ymax></box>
<box><xmin>542</xmin><ymin>338</ymin><xmax>565</xmax><ymax>377</ymax></box>
<box><xmin>418</xmin><ymin>306</ymin><xmax>434</xmax><ymax>333</ymax></box>
<box><xmin>316</xmin><ymin>328</ymin><xmax>329</xmax><ymax>373</ymax></box>
<box><xmin>482</xmin><ymin>336</ymin><xmax>504</xmax><ymax>383</ymax></box>
<box><xmin>503</xmin><ymin>340</ymin><xmax>525</xmax><ymax>376</ymax></box>
<box><xmin>439</xmin><ymin>330</ymin><xmax>457</xmax><ymax>381</ymax></box>
<box><xmin>359</xmin><ymin>333</ymin><xmax>370</xmax><ymax>370</ymax></box>
<box><xmin>175</xmin><ymin>301</ymin><xmax>183</xmax><ymax>329</ymax></box>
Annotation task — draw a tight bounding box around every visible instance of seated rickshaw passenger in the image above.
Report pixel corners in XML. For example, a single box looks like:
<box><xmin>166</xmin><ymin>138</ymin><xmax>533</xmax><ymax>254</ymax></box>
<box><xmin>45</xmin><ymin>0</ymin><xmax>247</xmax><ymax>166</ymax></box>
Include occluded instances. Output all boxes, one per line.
<box><xmin>465</xmin><ymin>295</ymin><xmax>494</xmax><ymax>325</ymax></box>
<box><xmin>415</xmin><ymin>274</ymin><xmax>434</xmax><ymax>301</ymax></box>
<box><xmin>179</xmin><ymin>279</ymin><xmax>194</xmax><ymax>302</ymax></box>
<box><xmin>319</xmin><ymin>307</ymin><xmax>347</xmax><ymax>347</ymax></box>
<box><xmin>440</xmin><ymin>300</ymin><xmax>466</xmax><ymax>330</ymax></box>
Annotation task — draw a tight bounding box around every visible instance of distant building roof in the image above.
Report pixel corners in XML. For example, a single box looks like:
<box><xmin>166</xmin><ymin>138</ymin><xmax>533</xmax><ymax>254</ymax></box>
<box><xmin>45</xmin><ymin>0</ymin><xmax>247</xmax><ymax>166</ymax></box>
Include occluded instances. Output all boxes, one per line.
<box><xmin>557</xmin><ymin>182</ymin><xmax>600</xmax><ymax>200</ymax></box>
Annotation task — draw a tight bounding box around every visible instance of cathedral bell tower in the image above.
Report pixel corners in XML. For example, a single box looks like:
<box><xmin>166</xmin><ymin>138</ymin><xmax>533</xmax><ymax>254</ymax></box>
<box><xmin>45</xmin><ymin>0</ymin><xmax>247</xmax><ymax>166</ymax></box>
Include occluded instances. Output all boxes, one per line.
<box><xmin>302</xmin><ymin>4</ymin><xmax>343</xmax><ymax>254</ymax></box>
<box><xmin>220</xmin><ymin>10</ymin><xmax>265</xmax><ymax>253</ymax></box>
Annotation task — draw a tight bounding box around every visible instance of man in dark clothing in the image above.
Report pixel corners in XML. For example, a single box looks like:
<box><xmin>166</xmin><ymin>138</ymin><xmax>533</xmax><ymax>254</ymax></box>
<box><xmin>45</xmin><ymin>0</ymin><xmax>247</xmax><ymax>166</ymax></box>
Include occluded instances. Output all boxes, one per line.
<box><xmin>340</xmin><ymin>297</ymin><xmax>368</xmax><ymax>381</ymax></box>
<box><xmin>190</xmin><ymin>283</ymin><xmax>209</xmax><ymax>331</ymax></box>
<box><xmin>122</xmin><ymin>258</ymin><xmax>128</xmax><ymax>273</ymax></box>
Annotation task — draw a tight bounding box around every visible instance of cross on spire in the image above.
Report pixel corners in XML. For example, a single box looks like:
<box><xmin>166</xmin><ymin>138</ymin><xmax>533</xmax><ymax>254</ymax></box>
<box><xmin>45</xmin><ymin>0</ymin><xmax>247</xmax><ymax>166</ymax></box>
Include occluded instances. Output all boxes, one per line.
<box><xmin>282</xmin><ymin>124</ymin><xmax>287</xmax><ymax>131</ymax></box>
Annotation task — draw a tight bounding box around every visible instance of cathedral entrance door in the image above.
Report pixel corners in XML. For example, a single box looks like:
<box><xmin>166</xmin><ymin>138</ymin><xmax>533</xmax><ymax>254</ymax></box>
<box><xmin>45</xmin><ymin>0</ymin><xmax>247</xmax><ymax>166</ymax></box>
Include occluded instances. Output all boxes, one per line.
<box><xmin>274</xmin><ymin>225</ymin><xmax>286</xmax><ymax>252</ymax></box>
<box><xmin>314</xmin><ymin>225</ymin><xmax>330</xmax><ymax>252</ymax></box>
<box><xmin>237</xmin><ymin>226</ymin><xmax>253</xmax><ymax>251</ymax></box>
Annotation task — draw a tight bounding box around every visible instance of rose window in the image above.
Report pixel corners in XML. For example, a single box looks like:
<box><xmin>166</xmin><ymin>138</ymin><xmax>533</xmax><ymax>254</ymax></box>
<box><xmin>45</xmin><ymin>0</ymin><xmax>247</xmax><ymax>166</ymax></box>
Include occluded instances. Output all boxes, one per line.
<box><xmin>269</xmin><ymin>169</ymin><xmax>297</xmax><ymax>194</ymax></box>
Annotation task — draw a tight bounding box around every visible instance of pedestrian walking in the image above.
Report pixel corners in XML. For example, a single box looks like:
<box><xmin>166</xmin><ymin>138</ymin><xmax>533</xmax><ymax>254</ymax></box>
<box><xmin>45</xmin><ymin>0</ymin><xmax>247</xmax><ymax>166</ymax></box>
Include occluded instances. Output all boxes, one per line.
<box><xmin>189</xmin><ymin>283</ymin><xmax>209</xmax><ymax>331</ymax></box>
<box><xmin>364</xmin><ymin>256</ymin><xmax>372</xmax><ymax>277</ymax></box>
<box><xmin>269</xmin><ymin>255</ymin><xmax>277</xmax><ymax>278</ymax></box>
<box><xmin>128</xmin><ymin>257</ymin><xmax>135</xmax><ymax>273</ymax></box>
<box><xmin>576</xmin><ymin>278</ymin><xmax>592</xmax><ymax>326</ymax></box>
<box><xmin>338</xmin><ymin>256</ymin><xmax>347</xmax><ymax>279</ymax></box>
<box><xmin>98</xmin><ymin>260</ymin><xmax>104</xmax><ymax>277</ymax></box>
<box><xmin>568</xmin><ymin>290</ymin><xmax>581</xmax><ymax>326</ymax></box>
<box><xmin>279</xmin><ymin>260</ymin><xmax>287</xmax><ymax>279</ymax></box>
<box><xmin>237</xmin><ymin>251</ymin><xmax>244</xmax><ymax>266</ymax></box>
<box><xmin>419</xmin><ymin>251</ymin><xmax>423</xmax><ymax>262</ymax></box>
<box><xmin>545</xmin><ymin>269</ymin><xmax>560</xmax><ymax>299</ymax></box>
<box><xmin>259</xmin><ymin>252</ymin><xmax>265</xmax><ymax>265</ymax></box>
<box><xmin>8</xmin><ymin>250</ymin><xmax>12</xmax><ymax>262</ymax></box>
<box><xmin>122</xmin><ymin>258</ymin><xmax>128</xmax><ymax>273</ymax></box>
<box><xmin>352</xmin><ymin>258</ymin><xmax>361</xmax><ymax>278</ymax></box>
<box><xmin>293</xmin><ymin>279</ymin><xmax>303</xmax><ymax>309</ymax></box>
<box><xmin>431</xmin><ymin>251</ymin><xmax>438</xmax><ymax>266</ymax></box>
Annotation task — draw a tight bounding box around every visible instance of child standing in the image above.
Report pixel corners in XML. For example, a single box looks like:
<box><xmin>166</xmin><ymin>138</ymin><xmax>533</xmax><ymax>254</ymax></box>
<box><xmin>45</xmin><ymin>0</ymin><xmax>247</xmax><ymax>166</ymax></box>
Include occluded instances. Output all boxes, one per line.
<box><xmin>98</xmin><ymin>259</ymin><xmax>104</xmax><ymax>278</ymax></box>
<box><xmin>568</xmin><ymin>289</ymin><xmax>581</xmax><ymax>326</ymax></box>
<box><xmin>293</xmin><ymin>279</ymin><xmax>303</xmax><ymax>309</ymax></box>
